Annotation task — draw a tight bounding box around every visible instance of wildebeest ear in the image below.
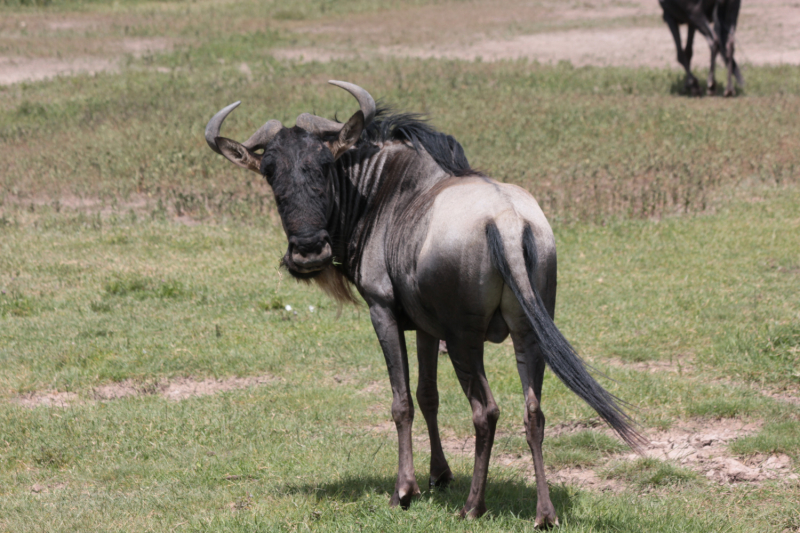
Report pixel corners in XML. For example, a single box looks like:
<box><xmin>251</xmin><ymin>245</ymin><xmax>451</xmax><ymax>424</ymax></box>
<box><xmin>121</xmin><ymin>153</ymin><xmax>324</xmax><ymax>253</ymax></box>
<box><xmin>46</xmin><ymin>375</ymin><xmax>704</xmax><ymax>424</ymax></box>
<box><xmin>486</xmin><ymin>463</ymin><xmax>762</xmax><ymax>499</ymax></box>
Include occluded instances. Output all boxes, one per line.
<box><xmin>215</xmin><ymin>137</ymin><xmax>263</xmax><ymax>173</ymax></box>
<box><xmin>326</xmin><ymin>110</ymin><xmax>364</xmax><ymax>160</ymax></box>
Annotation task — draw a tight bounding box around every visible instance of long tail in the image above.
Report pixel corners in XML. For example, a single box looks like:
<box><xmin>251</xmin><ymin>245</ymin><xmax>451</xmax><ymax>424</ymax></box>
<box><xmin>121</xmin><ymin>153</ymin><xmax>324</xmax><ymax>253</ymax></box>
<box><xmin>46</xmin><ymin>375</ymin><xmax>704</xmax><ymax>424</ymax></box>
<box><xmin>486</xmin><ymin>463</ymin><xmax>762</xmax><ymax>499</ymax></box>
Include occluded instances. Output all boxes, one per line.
<box><xmin>486</xmin><ymin>221</ymin><xmax>646</xmax><ymax>450</ymax></box>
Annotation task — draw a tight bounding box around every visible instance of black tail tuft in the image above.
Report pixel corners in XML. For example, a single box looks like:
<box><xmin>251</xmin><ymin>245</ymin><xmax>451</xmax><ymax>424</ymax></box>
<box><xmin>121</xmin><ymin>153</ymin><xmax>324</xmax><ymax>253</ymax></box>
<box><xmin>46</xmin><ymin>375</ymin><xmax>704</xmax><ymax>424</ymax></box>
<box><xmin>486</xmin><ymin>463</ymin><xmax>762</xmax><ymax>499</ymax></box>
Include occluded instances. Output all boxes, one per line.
<box><xmin>486</xmin><ymin>222</ymin><xmax>646</xmax><ymax>450</ymax></box>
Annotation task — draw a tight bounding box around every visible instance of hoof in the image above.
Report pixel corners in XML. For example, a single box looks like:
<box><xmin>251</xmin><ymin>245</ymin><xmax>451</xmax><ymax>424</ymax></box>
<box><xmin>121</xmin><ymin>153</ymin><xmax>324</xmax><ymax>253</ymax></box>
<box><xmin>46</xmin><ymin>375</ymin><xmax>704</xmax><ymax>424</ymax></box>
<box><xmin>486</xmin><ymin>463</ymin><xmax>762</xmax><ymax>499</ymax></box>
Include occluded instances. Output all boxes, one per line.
<box><xmin>686</xmin><ymin>78</ymin><xmax>701</xmax><ymax>96</ymax></box>
<box><xmin>429</xmin><ymin>469</ymin><xmax>454</xmax><ymax>489</ymax></box>
<box><xmin>535</xmin><ymin>501</ymin><xmax>559</xmax><ymax>528</ymax></box>
<box><xmin>707</xmin><ymin>81</ymin><xmax>717</xmax><ymax>96</ymax></box>
<box><xmin>389</xmin><ymin>482</ymin><xmax>421</xmax><ymax>510</ymax></box>
<box><xmin>534</xmin><ymin>514</ymin><xmax>560</xmax><ymax>529</ymax></box>
<box><xmin>723</xmin><ymin>88</ymin><xmax>735</xmax><ymax>97</ymax></box>
<box><xmin>459</xmin><ymin>503</ymin><xmax>487</xmax><ymax>520</ymax></box>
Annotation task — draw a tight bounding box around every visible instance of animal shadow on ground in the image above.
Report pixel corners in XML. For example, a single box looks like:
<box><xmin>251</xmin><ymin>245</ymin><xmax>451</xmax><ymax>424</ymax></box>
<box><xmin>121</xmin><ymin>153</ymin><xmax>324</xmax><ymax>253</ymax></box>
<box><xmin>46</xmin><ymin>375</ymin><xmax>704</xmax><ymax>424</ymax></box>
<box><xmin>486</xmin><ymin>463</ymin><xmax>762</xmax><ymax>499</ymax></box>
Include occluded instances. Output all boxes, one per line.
<box><xmin>283</xmin><ymin>473</ymin><xmax>579</xmax><ymax>522</ymax></box>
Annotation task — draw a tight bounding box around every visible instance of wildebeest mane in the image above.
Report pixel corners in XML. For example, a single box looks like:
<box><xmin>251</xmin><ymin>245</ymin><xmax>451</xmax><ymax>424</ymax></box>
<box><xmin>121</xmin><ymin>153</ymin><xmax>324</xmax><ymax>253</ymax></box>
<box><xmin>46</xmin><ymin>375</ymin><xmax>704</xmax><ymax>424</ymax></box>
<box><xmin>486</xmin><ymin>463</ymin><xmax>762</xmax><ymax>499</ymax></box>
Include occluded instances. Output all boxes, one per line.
<box><xmin>363</xmin><ymin>106</ymin><xmax>474</xmax><ymax>177</ymax></box>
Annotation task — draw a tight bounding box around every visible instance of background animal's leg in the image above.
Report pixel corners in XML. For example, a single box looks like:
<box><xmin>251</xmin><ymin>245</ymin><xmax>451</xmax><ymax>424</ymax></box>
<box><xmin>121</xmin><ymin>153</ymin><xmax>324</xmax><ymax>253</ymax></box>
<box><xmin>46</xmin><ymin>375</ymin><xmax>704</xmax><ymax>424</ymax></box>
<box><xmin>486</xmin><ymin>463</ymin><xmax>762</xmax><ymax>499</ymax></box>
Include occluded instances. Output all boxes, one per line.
<box><xmin>447</xmin><ymin>336</ymin><xmax>499</xmax><ymax>519</ymax></box>
<box><xmin>664</xmin><ymin>14</ymin><xmax>699</xmax><ymax>95</ymax></box>
<box><xmin>416</xmin><ymin>330</ymin><xmax>454</xmax><ymax>488</ymax></box>
<box><xmin>688</xmin><ymin>12</ymin><xmax>720</xmax><ymax>96</ymax></box>
<box><xmin>513</xmin><ymin>330</ymin><xmax>558</xmax><ymax>529</ymax></box>
<box><xmin>716</xmin><ymin>0</ymin><xmax>742</xmax><ymax>96</ymax></box>
<box><xmin>369</xmin><ymin>305</ymin><xmax>421</xmax><ymax>509</ymax></box>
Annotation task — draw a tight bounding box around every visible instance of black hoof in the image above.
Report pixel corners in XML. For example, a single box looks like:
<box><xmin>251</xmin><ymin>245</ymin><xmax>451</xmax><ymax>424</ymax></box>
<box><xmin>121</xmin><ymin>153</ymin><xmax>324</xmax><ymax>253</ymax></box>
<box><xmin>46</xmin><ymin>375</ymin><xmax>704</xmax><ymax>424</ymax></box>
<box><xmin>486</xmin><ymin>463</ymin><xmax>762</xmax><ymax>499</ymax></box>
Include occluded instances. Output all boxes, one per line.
<box><xmin>429</xmin><ymin>470</ymin><xmax>454</xmax><ymax>489</ymax></box>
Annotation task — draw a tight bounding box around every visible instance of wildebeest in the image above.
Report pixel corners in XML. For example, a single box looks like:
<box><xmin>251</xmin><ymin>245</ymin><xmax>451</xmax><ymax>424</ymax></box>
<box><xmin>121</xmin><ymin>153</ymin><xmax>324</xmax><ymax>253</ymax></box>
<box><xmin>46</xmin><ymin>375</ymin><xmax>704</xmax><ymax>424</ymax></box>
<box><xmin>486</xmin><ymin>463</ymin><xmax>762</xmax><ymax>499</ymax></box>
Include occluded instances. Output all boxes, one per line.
<box><xmin>660</xmin><ymin>0</ymin><xmax>743</xmax><ymax>96</ymax></box>
<box><xmin>205</xmin><ymin>81</ymin><xmax>644</xmax><ymax>525</ymax></box>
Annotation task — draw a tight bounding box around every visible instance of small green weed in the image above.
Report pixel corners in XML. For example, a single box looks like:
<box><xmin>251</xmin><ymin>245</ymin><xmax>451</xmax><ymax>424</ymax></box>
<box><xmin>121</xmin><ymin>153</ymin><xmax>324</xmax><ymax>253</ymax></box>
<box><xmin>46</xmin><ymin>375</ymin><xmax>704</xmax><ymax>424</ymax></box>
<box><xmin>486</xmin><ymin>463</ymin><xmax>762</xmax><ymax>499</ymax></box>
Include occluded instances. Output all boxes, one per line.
<box><xmin>602</xmin><ymin>457</ymin><xmax>698</xmax><ymax>487</ymax></box>
<box><xmin>545</xmin><ymin>430</ymin><xmax>628</xmax><ymax>468</ymax></box>
<box><xmin>103</xmin><ymin>276</ymin><xmax>189</xmax><ymax>300</ymax></box>
<box><xmin>716</xmin><ymin>325</ymin><xmax>800</xmax><ymax>385</ymax></box>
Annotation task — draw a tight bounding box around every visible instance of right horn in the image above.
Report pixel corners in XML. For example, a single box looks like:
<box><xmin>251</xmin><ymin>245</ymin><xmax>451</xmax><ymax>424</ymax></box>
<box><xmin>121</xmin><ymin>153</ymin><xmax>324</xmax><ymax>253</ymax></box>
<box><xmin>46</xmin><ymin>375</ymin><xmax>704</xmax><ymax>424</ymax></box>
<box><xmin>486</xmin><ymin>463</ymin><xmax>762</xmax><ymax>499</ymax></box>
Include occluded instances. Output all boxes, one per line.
<box><xmin>329</xmin><ymin>80</ymin><xmax>376</xmax><ymax>127</ymax></box>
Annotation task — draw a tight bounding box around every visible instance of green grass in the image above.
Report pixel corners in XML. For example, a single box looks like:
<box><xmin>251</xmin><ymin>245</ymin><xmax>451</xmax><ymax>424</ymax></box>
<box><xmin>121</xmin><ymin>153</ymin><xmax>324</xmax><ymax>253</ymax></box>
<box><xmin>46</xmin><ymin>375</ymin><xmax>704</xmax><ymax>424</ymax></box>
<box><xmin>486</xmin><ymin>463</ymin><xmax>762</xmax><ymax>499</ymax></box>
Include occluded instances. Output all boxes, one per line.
<box><xmin>601</xmin><ymin>457</ymin><xmax>698</xmax><ymax>487</ymax></box>
<box><xmin>1</xmin><ymin>0</ymin><xmax>800</xmax><ymax>530</ymax></box>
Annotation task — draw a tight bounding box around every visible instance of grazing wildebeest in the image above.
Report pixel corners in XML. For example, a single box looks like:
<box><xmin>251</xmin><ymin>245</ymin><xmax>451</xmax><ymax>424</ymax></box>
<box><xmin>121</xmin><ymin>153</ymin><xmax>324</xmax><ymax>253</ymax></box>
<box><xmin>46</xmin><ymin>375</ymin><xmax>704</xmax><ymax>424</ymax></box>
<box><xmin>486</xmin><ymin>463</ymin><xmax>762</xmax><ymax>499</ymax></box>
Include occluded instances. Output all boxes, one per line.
<box><xmin>205</xmin><ymin>81</ymin><xmax>644</xmax><ymax>525</ymax></box>
<box><xmin>660</xmin><ymin>0</ymin><xmax>743</xmax><ymax>96</ymax></box>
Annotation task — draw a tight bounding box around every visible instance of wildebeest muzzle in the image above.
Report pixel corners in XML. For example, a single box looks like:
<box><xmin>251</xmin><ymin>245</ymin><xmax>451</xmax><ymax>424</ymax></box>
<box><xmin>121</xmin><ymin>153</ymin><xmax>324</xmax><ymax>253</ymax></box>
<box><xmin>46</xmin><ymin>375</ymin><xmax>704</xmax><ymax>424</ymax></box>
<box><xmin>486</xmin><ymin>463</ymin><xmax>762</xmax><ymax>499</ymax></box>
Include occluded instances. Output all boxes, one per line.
<box><xmin>284</xmin><ymin>230</ymin><xmax>333</xmax><ymax>275</ymax></box>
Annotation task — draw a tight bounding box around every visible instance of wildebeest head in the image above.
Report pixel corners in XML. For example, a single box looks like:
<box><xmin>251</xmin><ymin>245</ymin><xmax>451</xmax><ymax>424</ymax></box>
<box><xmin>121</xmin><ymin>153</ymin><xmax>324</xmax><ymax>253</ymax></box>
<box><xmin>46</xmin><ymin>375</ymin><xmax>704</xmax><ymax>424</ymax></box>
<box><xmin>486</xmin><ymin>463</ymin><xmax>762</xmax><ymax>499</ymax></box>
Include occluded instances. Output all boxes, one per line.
<box><xmin>205</xmin><ymin>81</ymin><xmax>376</xmax><ymax>278</ymax></box>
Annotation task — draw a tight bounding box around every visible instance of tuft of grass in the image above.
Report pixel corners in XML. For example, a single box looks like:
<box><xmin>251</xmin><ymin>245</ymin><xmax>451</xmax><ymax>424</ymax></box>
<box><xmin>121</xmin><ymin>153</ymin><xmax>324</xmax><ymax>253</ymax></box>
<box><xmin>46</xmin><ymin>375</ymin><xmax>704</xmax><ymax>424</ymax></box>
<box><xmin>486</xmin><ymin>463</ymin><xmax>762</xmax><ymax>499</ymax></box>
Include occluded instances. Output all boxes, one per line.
<box><xmin>0</xmin><ymin>292</ymin><xmax>37</xmax><ymax>318</ymax></box>
<box><xmin>544</xmin><ymin>430</ymin><xmax>628</xmax><ymax>469</ymax></box>
<box><xmin>601</xmin><ymin>457</ymin><xmax>698</xmax><ymax>487</ymax></box>
<box><xmin>730</xmin><ymin>421</ymin><xmax>800</xmax><ymax>458</ymax></box>
<box><xmin>103</xmin><ymin>276</ymin><xmax>190</xmax><ymax>300</ymax></box>
<box><xmin>715</xmin><ymin>325</ymin><xmax>800</xmax><ymax>385</ymax></box>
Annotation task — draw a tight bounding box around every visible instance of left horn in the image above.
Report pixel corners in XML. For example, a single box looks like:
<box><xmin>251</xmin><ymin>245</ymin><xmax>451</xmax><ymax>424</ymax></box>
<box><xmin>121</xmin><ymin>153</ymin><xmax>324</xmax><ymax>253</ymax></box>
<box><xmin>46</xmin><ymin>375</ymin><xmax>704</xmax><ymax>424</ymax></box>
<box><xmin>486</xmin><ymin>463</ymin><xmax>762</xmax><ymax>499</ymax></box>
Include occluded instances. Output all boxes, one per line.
<box><xmin>205</xmin><ymin>101</ymin><xmax>241</xmax><ymax>154</ymax></box>
<box><xmin>205</xmin><ymin>102</ymin><xmax>283</xmax><ymax>154</ymax></box>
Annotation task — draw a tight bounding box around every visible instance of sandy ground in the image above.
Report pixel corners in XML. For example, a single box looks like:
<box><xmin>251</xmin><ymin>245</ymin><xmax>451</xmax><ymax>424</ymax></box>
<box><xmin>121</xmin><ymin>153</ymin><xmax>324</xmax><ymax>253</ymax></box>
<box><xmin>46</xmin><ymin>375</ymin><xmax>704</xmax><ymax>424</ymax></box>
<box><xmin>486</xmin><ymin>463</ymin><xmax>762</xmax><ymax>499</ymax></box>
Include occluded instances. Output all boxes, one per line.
<box><xmin>276</xmin><ymin>0</ymin><xmax>800</xmax><ymax>68</ymax></box>
<box><xmin>2</xmin><ymin>0</ymin><xmax>799</xmax><ymax>86</ymax></box>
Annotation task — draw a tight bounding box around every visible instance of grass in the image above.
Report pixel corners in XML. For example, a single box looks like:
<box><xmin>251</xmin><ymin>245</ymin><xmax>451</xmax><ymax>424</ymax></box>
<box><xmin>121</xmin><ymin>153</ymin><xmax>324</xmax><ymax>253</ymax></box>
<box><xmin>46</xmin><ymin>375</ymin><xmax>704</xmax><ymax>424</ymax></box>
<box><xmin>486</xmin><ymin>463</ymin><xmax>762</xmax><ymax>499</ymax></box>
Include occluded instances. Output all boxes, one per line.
<box><xmin>1</xmin><ymin>0</ymin><xmax>800</xmax><ymax>530</ymax></box>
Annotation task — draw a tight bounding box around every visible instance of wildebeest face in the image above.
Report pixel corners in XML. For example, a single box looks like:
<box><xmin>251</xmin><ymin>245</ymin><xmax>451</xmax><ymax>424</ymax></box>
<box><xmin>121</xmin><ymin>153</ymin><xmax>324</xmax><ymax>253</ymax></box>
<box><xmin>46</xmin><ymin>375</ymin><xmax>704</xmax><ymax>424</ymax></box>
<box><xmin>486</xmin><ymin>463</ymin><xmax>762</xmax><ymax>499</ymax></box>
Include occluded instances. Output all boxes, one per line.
<box><xmin>205</xmin><ymin>80</ymin><xmax>374</xmax><ymax>278</ymax></box>
<box><xmin>210</xmin><ymin>106</ymin><xmax>366</xmax><ymax>279</ymax></box>
<box><xmin>260</xmin><ymin>128</ymin><xmax>337</xmax><ymax>278</ymax></box>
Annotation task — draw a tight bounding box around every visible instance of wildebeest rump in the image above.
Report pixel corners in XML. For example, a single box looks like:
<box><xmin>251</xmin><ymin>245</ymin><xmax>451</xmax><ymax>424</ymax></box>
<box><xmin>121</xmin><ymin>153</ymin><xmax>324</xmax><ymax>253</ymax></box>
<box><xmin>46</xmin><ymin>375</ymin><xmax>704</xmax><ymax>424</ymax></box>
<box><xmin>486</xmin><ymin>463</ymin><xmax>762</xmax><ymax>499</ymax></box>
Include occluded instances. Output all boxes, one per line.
<box><xmin>205</xmin><ymin>82</ymin><xmax>644</xmax><ymax>525</ymax></box>
<box><xmin>660</xmin><ymin>0</ymin><xmax>743</xmax><ymax>96</ymax></box>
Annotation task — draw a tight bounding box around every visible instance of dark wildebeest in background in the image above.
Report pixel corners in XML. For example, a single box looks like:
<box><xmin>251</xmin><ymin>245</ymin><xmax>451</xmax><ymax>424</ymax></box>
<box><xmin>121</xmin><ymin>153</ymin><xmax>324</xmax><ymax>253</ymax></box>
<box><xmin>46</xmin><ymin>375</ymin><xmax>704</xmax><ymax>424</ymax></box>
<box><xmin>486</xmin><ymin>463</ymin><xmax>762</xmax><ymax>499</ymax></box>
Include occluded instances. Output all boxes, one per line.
<box><xmin>205</xmin><ymin>81</ymin><xmax>644</xmax><ymax>525</ymax></box>
<box><xmin>660</xmin><ymin>0</ymin><xmax>743</xmax><ymax>96</ymax></box>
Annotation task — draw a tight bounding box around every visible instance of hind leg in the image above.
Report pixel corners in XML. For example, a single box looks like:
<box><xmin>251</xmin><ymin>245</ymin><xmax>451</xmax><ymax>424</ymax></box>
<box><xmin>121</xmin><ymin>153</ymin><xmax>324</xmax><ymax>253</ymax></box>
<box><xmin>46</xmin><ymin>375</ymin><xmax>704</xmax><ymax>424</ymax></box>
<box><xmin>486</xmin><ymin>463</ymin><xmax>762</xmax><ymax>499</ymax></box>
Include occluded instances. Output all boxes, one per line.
<box><xmin>447</xmin><ymin>335</ymin><xmax>500</xmax><ymax>519</ymax></box>
<box><xmin>513</xmin><ymin>330</ymin><xmax>558</xmax><ymax>528</ymax></box>
<box><xmin>416</xmin><ymin>330</ymin><xmax>454</xmax><ymax>488</ymax></box>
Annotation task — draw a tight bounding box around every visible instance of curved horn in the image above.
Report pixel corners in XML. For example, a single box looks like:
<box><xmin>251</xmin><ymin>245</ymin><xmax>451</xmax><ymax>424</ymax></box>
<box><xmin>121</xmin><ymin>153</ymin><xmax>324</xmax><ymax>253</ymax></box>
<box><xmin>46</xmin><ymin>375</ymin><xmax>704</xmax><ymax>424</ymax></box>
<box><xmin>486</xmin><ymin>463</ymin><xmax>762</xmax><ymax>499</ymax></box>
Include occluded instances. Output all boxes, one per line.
<box><xmin>205</xmin><ymin>101</ymin><xmax>241</xmax><ymax>154</ymax></box>
<box><xmin>242</xmin><ymin>119</ymin><xmax>283</xmax><ymax>151</ymax></box>
<box><xmin>206</xmin><ymin>101</ymin><xmax>283</xmax><ymax>155</ymax></box>
<box><xmin>329</xmin><ymin>80</ymin><xmax>376</xmax><ymax>126</ymax></box>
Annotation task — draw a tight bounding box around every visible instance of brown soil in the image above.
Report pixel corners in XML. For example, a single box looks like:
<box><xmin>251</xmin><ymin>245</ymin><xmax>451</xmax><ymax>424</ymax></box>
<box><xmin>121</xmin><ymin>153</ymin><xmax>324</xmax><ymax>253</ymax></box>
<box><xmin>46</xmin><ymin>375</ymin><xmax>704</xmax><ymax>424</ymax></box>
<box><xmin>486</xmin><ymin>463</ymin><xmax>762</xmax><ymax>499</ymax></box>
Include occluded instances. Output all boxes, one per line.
<box><xmin>5</xmin><ymin>0</ymin><xmax>799</xmax><ymax>86</ymax></box>
<box><xmin>11</xmin><ymin>373</ymin><xmax>277</xmax><ymax>408</ymax></box>
<box><xmin>370</xmin><ymin>416</ymin><xmax>798</xmax><ymax>490</ymax></box>
<box><xmin>595</xmin><ymin>356</ymin><xmax>696</xmax><ymax>375</ymax></box>
<box><xmin>275</xmin><ymin>0</ymin><xmax>800</xmax><ymax>68</ymax></box>
<box><xmin>0</xmin><ymin>37</ymin><xmax>172</xmax><ymax>86</ymax></box>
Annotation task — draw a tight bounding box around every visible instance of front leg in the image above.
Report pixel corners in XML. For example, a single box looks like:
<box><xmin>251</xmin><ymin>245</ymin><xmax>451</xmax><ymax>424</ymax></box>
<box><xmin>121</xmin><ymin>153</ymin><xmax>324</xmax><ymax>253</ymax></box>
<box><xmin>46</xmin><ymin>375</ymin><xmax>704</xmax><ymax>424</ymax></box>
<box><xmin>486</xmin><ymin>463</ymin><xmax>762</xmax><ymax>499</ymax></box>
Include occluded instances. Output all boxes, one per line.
<box><xmin>369</xmin><ymin>304</ymin><xmax>421</xmax><ymax>509</ymax></box>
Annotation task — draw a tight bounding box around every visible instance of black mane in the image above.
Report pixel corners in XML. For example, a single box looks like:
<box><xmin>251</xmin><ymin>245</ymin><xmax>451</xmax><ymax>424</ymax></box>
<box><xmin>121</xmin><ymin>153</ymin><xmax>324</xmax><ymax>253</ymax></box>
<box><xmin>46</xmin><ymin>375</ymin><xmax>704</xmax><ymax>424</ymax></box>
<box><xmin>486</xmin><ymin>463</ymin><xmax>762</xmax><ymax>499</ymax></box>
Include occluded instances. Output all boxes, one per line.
<box><xmin>361</xmin><ymin>106</ymin><xmax>474</xmax><ymax>177</ymax></box>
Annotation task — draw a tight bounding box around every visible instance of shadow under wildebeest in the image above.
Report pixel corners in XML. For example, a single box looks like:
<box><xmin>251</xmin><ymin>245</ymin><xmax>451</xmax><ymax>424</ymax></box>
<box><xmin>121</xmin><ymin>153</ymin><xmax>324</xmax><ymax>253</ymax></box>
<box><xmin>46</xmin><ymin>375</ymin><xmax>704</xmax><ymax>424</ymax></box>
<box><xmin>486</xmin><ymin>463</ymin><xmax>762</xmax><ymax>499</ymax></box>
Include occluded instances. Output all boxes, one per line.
<box><xmin>284</xmin><ymin>473</ymin><xmax>576</xmax><ymax>523</ymax></box>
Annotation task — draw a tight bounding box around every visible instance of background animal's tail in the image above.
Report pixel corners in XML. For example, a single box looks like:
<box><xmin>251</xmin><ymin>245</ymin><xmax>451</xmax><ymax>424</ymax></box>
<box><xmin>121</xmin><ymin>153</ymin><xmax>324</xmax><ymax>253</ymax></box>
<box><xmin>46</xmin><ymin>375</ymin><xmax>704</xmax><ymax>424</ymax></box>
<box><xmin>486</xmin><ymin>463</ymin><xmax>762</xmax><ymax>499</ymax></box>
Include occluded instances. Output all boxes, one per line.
<box><xmin>486</xmin><ymin>222</ymin><xmax>646</xmax><ymax>450</ymax></box>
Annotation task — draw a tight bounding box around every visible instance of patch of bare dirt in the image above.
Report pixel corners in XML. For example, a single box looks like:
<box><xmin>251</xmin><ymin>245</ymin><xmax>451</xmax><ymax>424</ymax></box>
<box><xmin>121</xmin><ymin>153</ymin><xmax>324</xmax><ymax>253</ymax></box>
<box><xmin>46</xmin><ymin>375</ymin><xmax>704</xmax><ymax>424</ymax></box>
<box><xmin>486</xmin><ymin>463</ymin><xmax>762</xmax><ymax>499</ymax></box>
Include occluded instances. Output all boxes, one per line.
<box><xmin>597</xmin><ymin>356</ymin><xmax>695</xmax><ymax>375</ymax></box>
<box><xmin>11</xmin><ymin>373</ymin><xmax>277</xmax><ymax>408</ymax></box>
<box><xmin>274</xmin><ymin>0</ymin><xmax>800</xmax><ymax>68</ymax></box>
<box><xmin>0</xmin><ymin>37</ymin><xmax>172</xmax><ymax>86</ymax></box>
<box><xmin>14</xmin><ymin>391</ymin><xmax>80</xmax><ymax>408</ymax></box>
<box><xmin>371</xmin><ymin>416</ymin><xmax>797</xmax><ymax>490</ymax></box>
<box><xmin>627</xmin><ymin>419</ymin><xmax>799</xmax><ymax>484</ymax></box>
<box><xmin>30</xmin><ymin>482</ymin><xmax>68</xmax><ymax>494</ymax></box>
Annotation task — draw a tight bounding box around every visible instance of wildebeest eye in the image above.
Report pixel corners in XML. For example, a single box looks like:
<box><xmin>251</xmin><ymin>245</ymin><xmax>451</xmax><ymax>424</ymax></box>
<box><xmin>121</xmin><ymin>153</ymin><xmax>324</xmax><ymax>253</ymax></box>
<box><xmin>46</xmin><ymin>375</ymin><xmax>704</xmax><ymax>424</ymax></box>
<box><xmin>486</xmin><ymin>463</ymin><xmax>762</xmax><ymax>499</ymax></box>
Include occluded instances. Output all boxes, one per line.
<box><xmin>260</xmin><ymin>155</ymin><xmax>276</xmax><ymax>182</ymax></box>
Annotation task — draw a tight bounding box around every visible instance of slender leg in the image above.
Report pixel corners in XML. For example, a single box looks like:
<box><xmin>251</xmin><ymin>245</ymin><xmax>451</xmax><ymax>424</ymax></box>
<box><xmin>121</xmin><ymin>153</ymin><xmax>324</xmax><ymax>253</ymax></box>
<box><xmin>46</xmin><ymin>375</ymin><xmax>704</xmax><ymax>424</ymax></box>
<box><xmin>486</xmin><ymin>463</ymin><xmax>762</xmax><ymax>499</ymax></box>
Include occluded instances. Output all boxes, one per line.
<box><xmin>416</xmin><ymin>330</ymin><xmax>454</xmax><ymax>488</ymax></box>
<box><xmin>447</xmin><ymin>335</ymin><xmax>500</xmax><ymax>519</ymax></box>
<box><xmin>686</xmin><ymin>10</ymin><xmax>721</xmax><ymax>96</ymax></box>
<box><xmin>664</xmin><ymin>14</ymin><xmax>699</xmax><ymax>95</ymax></box>
<box><xmin>701</xmin><ymin>22</ymin><xmax>717</xmax><ymax>95</ymax></box>
<box><xmin>369</xmin><ymin>304</ymin><xmax>421</xmax><ymax>509</ymax></box>
<box><xmin>513</xmin><ymin>331</ymin><xmax>558</xmax><ymax>529</ymax></box>
<box><xmin>716</xmin><ymin>0</ymin><xmax>742</xmax><ymax>96</ymax></box>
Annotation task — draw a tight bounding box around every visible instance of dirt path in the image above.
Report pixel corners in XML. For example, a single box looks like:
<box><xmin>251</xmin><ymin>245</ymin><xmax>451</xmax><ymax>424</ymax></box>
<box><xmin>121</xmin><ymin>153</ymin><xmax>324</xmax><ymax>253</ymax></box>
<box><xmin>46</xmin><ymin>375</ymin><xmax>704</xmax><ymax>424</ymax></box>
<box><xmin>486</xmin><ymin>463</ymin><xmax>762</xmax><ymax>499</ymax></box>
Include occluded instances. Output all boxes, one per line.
<box><xmin>3</xmin><ymin>0</ymin><xmax>798</xmax><ymax>86</ymax></box>
<box><xmin>276</xmin><ymin>0</ymin><xmax>800</xmax><ymax>68</ymax></box>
